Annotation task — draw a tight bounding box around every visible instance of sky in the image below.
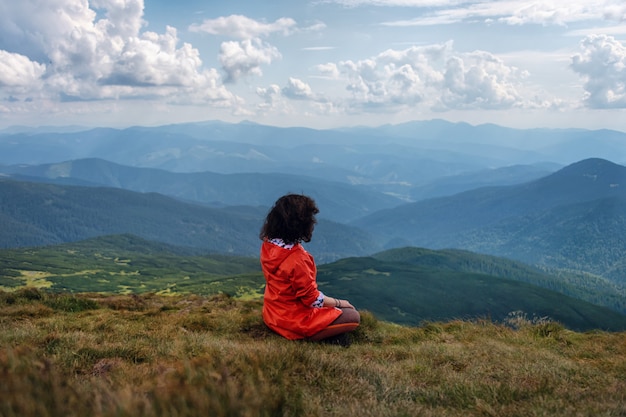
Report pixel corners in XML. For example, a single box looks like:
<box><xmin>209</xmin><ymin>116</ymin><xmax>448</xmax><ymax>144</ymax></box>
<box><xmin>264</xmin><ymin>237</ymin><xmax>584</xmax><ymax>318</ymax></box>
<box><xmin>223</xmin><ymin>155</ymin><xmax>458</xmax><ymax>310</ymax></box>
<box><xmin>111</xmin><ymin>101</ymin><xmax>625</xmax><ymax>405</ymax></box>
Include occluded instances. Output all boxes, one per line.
<box><xmin>1</xmin><ymin>0</ymin><xmax>626</xmax><ymax>132</ymax></box>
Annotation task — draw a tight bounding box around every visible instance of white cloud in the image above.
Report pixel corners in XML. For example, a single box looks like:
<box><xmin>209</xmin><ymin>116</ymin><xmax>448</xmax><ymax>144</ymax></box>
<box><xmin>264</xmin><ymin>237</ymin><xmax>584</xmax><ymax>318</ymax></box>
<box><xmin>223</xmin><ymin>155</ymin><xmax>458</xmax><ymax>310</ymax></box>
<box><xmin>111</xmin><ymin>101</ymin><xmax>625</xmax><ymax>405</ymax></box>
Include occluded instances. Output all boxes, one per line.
<box><xmin>571</xmin><ymin>35</ymin><xmax>626</xmax><ymax>108</ymax></box>
<box><xmin>190</xmin><ymin>15</ymin><xmax>303</xmax><ymax>83</ymax></box>
<box><xmin>316</xmin><ymin>63</ymin><xmax>341</xmax><ymax>79</ymax></box>
<box><xmin>381</xmin><ymin>15</ymin><xmax>460</xmax><ymax>26</ymax></box>
<box><xmin>349</xmin><ymin>0</ymin><xmax>626</xmax><ymax>26</ymax></box>
<box><xmin>319</xmin><ymin>0</ymin><xmax>471</xmax><ymax>6</ymax></box>
<box><xmin>256</xmin><ymin>84</ymin><xmax>282</xmax><ymax>113</ymax></box>
<box><xmin>440</xmin><ymin>51</ymin><xmax>525</xmax><ymax>109</ymax></box>
<box><xmin>257</xmin><ymin>84</ymin><xmax>281</xmax><ymax>101</ymax></box>
<box><xmin>0</xmin><ymin>0</ymin><xmax>97</xmax><ymax>62</ymax></box>
<box><xmin>324</xmin><ymin>41</ymin><xmax>534</xmax><ymax>112</ymax></box>
<box><xmin>301</xmin><ymin>22</ymin><xmax>328</xmax><ymax>33</ymax></box>
<box><xmin>0</xmin><ymin>51</ymin><xmax>46</xmax><ymax>87</ymax></box>
<box><xmin>219</xmin><ymin>38</ymin><xmax>282</xmax><ymax>83</ymax></box>
<box><xmin>603</xmin><ymin>3</ymin><xmax>626</xmax><ymax>21</ymax></box>
<box><xmin>90</xmin><ymin>0</ymin><xmax>145</xmax><ymax>37</ymax></box>
<box><xmin>282</xmin><ymin>78</ymin><xmax>316</xmax><ymax>100</ymax></box>
<box><xmin>303</xmin><ymin>46</ymin><xmax>336</xmax><ymax>51</ymax></box>
<box><xmin>566</xmin><ymin>25</ymin><xmax>626</xmax><ymax>37</ymax></box>
<box><xmin>497</xmin><ymin>2</ymin><xmax>600</xmax><ymax>26</ymax></box>
<box><xmin>0</xmin><ymin>0</ymin><xmax>239</xmax><ymax>106</ymax></box>
<box><xmin>189</xmin><ymin>15</ymin><xmax>297</xmax><ymax>39</ymax></box>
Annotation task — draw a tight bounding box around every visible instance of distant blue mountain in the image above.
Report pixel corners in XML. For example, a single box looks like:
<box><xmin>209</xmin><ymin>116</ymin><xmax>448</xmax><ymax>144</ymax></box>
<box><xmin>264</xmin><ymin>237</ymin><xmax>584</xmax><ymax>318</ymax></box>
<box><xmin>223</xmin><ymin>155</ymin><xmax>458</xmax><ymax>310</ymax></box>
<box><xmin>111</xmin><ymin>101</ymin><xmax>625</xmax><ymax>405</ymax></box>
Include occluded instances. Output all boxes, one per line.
<box><xmin>0</xmin><ymin>158</ymin><xmax>403</xmax><ymax>223</ymax></box>
<box><xmin>2</xmin><ymin>120</ymin><xmax>625</xmax><ymax>201</ymax></box>
<box><xmin>351</xmin><ymin>158</ymin><xmax>626</xmax><ymax>282</ymax></box>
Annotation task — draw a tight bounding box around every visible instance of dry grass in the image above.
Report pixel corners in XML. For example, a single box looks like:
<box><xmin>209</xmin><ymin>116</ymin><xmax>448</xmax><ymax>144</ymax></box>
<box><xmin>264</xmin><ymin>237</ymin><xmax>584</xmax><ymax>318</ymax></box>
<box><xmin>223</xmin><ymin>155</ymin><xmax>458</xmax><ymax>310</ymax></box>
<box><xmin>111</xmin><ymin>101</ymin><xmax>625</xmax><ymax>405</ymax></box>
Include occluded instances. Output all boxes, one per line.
<box><xmin>1</xmin><ymin>289</ymin><xmax>625</xmax><ymax>417</ymax></box>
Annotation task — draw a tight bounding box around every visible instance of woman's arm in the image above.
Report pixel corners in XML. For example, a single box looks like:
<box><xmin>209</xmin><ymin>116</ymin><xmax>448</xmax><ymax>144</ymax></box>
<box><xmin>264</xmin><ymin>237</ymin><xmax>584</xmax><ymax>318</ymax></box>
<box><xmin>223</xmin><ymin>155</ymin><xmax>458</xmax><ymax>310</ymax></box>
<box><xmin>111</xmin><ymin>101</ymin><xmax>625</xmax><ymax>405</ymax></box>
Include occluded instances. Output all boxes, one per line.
<box><xmin>289</xmin><ymin>249</ymin><xmax>356</xmax><ymax>310</ymax></box>
<box><xmin>323</xmin><ymin>296</ymin><xmax>355</xmax><ymax>309</ymax></box>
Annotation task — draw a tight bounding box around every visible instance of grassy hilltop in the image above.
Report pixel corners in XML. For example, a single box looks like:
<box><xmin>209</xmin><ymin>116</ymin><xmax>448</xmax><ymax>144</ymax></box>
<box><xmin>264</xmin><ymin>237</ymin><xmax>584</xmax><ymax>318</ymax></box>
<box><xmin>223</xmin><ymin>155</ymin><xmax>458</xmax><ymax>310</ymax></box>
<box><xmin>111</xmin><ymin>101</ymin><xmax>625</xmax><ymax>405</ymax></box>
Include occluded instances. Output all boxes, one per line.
<box><xmin>2</xmin><ymin>289</ymin><xmax>625</xmax><ymax>417</ymax></box>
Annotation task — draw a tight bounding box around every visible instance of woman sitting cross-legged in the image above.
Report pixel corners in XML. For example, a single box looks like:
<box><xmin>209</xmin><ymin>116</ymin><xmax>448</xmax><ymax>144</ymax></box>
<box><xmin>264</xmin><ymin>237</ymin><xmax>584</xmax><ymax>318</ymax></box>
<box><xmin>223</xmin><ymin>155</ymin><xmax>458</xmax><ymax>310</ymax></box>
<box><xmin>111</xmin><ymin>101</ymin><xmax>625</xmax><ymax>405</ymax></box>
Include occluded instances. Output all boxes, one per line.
<box><xmin>259</xmin><ymin>193</ymin><xmax>360</xmax><ymax>345</ymax></box>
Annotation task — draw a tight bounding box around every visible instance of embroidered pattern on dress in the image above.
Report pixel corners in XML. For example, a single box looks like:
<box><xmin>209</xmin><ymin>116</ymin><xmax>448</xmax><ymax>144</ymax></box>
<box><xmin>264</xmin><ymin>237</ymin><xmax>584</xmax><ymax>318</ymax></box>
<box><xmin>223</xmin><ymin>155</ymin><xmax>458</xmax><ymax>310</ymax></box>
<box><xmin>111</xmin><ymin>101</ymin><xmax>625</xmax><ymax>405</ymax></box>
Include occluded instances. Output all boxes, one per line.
<box><xmin>311</xmin><ymin>291</ymin><xmax>324</xmax><ymax>308</ymax></box>
<box><xmin>269</xmin><ymin>238</ymin><xmax>295</xmax><ymax>250</ymax></box>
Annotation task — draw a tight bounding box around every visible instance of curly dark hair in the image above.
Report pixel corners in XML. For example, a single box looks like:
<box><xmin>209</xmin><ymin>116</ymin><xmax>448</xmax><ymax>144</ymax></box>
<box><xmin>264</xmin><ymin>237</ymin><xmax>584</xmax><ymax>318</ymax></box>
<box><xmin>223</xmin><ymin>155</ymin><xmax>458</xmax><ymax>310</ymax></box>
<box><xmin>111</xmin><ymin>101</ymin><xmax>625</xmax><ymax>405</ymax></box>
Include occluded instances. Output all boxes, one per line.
<box><xmin>260</xmin><ymin>194</ymin><xmax>319</xmax><ymax>244</ymax></box>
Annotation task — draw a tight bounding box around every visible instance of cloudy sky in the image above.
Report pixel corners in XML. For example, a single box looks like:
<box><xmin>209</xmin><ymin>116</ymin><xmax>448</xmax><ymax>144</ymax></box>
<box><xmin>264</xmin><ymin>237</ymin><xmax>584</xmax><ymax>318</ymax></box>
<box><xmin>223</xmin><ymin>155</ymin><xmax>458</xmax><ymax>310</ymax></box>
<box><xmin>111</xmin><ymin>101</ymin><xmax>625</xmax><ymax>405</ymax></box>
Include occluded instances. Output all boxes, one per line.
<box><xmin>1</xmin><ymin>0</ymin><xmax>625</xmax><ymax>131</ymax></box>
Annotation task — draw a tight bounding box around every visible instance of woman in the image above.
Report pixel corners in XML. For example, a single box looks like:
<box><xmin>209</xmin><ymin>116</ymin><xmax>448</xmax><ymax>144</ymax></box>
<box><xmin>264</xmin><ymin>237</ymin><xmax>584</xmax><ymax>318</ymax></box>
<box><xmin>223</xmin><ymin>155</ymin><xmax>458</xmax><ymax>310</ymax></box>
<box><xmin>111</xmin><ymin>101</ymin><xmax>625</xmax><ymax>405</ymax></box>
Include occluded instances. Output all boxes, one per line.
<box><xmin>259</xmin><ymin>193</ymin><xmax>360</xmax><ymax>343</ymax></box>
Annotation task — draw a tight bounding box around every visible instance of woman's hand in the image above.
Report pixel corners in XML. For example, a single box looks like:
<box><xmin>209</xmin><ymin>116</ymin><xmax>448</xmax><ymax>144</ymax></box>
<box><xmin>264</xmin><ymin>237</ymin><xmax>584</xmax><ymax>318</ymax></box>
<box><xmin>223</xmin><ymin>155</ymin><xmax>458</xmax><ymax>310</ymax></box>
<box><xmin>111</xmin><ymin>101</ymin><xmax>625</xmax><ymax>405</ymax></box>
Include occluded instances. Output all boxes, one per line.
<box><xmin>323</xmin><ymin>296</ymin><xmax>356</xmax><ymax>309</ymax></box>
<box><xmin>335</xmin><ymin>298</ymin><xmax>355</xmax><ymax>309</ymax></box>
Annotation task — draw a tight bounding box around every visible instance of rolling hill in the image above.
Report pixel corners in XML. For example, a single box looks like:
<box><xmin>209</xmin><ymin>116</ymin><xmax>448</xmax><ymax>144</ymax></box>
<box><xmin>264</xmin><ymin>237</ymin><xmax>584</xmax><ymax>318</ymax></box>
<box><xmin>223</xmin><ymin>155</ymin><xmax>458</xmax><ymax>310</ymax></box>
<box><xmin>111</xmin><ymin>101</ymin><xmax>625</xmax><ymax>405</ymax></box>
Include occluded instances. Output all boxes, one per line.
<box><xmin>1</xmin><ymin>234</ymin><xmax>625</xmax><ymax>331</ymax></box>
<box><xmin>318</xmin><ymin>256</ymin><xmax>626</xmax><ymax>331</ymax></box>
<box><xmin>0</xmin><ymin>178</ymin><xmax>380</xmax><ymax>262</ymax></box>
<box><xmin>0</xmin><ymin>158</ymin><xmax>403</xmax><ymax>222</ymax></box>
<box><xmin>370</xmin><ymin>247</ymin><xmax>626</xmax><ymax>314</ymax></box>
<box><xmin>352</xmin><ymin>158</ymin><xmax>626</xmax><ymax>282</ymax></box>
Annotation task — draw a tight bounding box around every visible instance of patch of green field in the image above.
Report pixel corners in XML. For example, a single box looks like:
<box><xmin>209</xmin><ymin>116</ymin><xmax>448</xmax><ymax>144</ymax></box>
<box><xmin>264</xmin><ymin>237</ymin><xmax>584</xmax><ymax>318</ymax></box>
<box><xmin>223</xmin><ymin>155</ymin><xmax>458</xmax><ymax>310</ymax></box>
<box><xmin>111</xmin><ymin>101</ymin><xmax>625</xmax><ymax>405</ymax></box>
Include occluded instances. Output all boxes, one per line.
<box><xmin>0</xmin><ymin>235</ymin><xmax>263</xmax><ymax>297</ymax></box>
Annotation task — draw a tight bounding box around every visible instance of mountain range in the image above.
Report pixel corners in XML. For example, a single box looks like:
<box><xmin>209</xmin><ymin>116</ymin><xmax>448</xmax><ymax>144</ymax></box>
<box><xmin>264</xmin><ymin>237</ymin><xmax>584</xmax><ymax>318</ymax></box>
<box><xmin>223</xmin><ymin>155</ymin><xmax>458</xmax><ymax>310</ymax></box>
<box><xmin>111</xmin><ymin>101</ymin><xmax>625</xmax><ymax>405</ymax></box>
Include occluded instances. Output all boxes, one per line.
<box><xmin>2</xmin><ymin>123</ymin><xmax>626</xmax><ymax>279</ymax></box>
<box><xmin>2</xmin><ymin>158</ymin><xmax>626</xmax><ymax>310</ymax></box>
<box><xmin>3</xmin><ymin>119</ymin><xmax>626</xmax><ymax>201</ymax></box>
<box><xmin>352</xmin><ymin>158</ymin><xmax>626</xmax><ymax>283</ymax></box>
<box><xmin>2</xmin><ymin>119</ymin><xmax>626</xmax><ymax>326</ymax></box>
<box><xmin>0</xmin><ymin>158</ymin><xmax>401</xmax><ymax>223</ymax></box>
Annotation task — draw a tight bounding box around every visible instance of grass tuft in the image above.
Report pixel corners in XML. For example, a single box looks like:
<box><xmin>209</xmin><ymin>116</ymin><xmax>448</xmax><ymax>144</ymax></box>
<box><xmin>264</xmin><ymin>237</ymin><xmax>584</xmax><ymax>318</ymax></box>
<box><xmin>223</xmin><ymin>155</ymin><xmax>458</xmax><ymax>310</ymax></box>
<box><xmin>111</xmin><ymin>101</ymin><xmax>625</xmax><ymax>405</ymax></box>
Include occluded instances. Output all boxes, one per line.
<box><xmin>43</xmin><ymin>294</ymin><xmax>100</xmax><ymax>312</ymax></box>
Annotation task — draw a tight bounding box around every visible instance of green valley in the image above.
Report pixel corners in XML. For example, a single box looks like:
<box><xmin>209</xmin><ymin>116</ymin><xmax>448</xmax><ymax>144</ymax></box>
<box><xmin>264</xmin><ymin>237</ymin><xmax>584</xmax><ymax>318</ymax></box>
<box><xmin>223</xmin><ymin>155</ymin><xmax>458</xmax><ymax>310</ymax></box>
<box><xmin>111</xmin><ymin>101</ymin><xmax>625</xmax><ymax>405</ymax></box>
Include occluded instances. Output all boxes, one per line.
<box><xmin>2</xmin><ymin>235</ymin><xmax>625</xmax><ymax>332</ymax></box>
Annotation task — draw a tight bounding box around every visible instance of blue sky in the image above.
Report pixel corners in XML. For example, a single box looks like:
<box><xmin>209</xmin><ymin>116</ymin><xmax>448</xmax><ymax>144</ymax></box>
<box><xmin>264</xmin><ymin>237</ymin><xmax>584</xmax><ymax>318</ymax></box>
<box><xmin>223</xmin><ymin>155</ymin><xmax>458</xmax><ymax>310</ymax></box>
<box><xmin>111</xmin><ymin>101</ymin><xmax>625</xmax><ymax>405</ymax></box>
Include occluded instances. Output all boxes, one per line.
<box><xmin>1</xmin><ymin>0</ymin><xmax>625</xmax><ymax>131</ymax></box>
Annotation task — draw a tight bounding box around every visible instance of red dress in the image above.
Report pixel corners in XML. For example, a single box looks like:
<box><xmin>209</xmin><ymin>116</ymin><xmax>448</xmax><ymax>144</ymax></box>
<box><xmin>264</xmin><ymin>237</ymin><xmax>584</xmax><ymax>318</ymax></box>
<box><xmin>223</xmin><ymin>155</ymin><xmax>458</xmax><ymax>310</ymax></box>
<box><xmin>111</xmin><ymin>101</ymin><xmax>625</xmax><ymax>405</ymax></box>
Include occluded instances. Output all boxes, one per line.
<box><xmin>260</xmin><ymin>239</ymin><xmax>342</xmax><ymax>340</ymax></box>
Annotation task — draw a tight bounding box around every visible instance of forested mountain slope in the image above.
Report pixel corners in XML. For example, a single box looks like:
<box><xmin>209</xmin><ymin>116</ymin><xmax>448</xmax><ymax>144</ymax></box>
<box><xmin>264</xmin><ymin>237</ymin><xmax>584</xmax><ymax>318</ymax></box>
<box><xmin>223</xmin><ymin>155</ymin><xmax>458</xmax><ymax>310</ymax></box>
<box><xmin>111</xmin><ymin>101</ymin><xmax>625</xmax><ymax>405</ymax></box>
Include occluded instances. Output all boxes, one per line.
<box><xmin>352</xmin><ymin>158</ymin><xmax>626</xmax><ymax>281</ymax></box>
<box><xmin>0</xmin><ymin>179</ymin><xmax>379</xmax><ymax>262</ymax></box>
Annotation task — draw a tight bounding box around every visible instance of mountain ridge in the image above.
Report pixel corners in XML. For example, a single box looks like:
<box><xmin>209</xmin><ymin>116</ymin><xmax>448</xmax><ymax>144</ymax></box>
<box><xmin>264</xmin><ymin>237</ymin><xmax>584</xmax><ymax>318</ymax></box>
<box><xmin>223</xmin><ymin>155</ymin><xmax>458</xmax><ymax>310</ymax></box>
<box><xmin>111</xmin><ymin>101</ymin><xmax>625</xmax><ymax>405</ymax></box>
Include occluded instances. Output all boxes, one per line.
<box><xmin>0</xmin><ymin>158</ymin><xmax>403</xmax><ymax>222</ymax></box>
<box><xmin>0</xmin><ymin>178</ymin><xmax>380</xmax><ymax>262</ymax></box>
<box><xmin>351</xmin><ymin>158</ymin><xmax>626</xmax><ymax>281</ymax></box>
<box><xmin>2</xmin><ymin>120</ymin><xmax>625</xmax><ymax>202</ymax></box>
